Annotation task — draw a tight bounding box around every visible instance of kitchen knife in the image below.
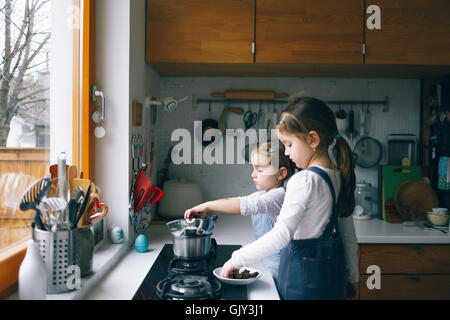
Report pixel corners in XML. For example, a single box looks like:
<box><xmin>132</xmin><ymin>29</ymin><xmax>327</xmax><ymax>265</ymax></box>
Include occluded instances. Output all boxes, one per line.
<box><xmin>72</xmin><ymin>185</ymin><xmax>91</xmax><ymax>228</ymax></box>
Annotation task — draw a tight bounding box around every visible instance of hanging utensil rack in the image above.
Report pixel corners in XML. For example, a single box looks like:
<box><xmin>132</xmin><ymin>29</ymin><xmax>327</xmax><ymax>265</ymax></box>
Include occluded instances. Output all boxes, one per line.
<box><xmin>131</xmin><ymin>135</ymin><xmax>146</xmax><ymax>173</ymax></box>
<box><xmin>192</xmin><ymin>95</ymin><xmax>390</xmax><ymax>112</ymax></box>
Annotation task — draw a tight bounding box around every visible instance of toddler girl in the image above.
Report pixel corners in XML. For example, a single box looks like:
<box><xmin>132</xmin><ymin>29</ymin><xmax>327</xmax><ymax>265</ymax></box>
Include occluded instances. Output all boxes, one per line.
<box><xmin>185</xmin><ymin>141</ymin><xmax>294</xmax><ymax>281</ymax></box>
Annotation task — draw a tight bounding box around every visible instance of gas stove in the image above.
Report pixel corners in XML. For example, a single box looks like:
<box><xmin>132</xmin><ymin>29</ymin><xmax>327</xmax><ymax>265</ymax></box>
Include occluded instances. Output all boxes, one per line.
<box><xmin>132</xmin><ymin>242</ymin><xmax>247</xmax><ymax>300</ymax></box>
<box><xmin>156</xmin><ymin>275</ymin><xmax>222</xmax><ymax>300</ymax></box>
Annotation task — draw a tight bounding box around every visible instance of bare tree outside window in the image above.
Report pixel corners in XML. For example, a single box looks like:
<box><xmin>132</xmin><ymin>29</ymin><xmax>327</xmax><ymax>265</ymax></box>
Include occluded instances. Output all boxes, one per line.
<box><xmin>0</xmin><ymin>0</ymin><xmax>52</xmax><ymax>252</ymax></box>
<box><xmin>0</xmin><ymin>0</ymin><xmax>51</xmax><ymax>147</ymax></box>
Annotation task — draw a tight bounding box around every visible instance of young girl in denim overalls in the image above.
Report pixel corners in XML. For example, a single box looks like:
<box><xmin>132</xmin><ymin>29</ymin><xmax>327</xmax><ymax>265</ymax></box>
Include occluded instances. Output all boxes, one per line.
<box><xmin>220</xmin><ymin>96</ymin><xmax>357</xmax><ymax>300</ymax></box>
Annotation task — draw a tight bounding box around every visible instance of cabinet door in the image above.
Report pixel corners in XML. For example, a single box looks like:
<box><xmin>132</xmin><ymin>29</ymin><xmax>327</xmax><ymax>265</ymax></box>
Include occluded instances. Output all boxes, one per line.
<box><xmin>365</xmin><ymin>0</ymin><xmax>450</xmax><ymax>65</ymax></box>
<box><xmin>360</xmin><ymin>275</ymin><xmax>450</xmax><ymax>300</ymax></box>
<box><xmin>359</xmin><ymin>245</ymin><xmax>450</xmax><ymax>274</ymax></box>
<box><xmin>146</xmin><ymin>0</ymin><xmax>254</xmax><ymax>63</ymax></box>
<box><xmin>255</xmin><ymin>0</ymin><xmax>364</xmax><ymax>64</ymax></box>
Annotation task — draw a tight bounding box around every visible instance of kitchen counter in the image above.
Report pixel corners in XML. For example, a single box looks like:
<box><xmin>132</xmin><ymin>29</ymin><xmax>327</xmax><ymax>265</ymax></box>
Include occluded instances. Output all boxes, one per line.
<box><xmin>10</xmin><ymin>215</ymin><xmax>449</xmax><ymax>300</ymax></box>
<box><xmin>354</xmin><ymin>218</ymin><xmax>450</xmax><ymax>244</ymax></box>
<box><xmin>84</xmin><ymin>214</ymin><xmax>280</xmax><ymax>300</ymax></box>
<box><xmin>85</xmin><ymin>216</ymin><xmax>449</xmax><ymax>300</ymax></box>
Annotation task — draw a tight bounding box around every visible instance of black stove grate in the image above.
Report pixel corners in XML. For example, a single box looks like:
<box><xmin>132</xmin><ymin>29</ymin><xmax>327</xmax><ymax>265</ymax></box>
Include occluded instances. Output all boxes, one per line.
<box><xmin>132</xmin><ymin>244</ymin><xmax>247</xmax><ymax>300</ymax></box>
<box><xmin>156</xmin><ymin>275</ymin><xmax>222</xmax><ymax>300</ymax></box>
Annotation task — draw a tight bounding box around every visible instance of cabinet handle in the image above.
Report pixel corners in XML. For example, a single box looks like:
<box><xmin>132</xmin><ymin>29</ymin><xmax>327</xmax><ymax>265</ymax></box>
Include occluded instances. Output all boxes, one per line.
<box><xmin>406</xmin><ymin>244</ymin><xmax>421</xmax><ymax>251</ymax></box>
<box><xmin>406</xmin><ymin>275</ymin><xmax>420</xmax><ymax>281</ymax></box>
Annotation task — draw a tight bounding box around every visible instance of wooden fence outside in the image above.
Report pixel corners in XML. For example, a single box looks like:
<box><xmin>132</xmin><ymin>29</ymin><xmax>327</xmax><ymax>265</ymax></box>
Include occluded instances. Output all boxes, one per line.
<box><xmin>0</xmin><ymin>147</ymin><xmax>49</xmax><ymax>176</ymax></box>
<box><xmin>0</xmin><ymin>148</ymin><xmax>49</xmax><ymax>250</ymax></box>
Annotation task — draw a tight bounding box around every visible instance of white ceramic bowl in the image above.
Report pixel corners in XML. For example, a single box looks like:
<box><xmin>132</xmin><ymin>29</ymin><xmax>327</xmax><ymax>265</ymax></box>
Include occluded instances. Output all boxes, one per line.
<box><xmin>426</xmin><ymin>212</ymin><xmax>449</xmax><ymax>226</ymax></box>
<box><xmin>431</xmin><ymin>207</ymin><xmax>449</xmax><ymax>214</ymax></box>
<box><xmin>213</xmin><ymin>267</ymin><xmax>261</xmax><ymax>286</ymax></box>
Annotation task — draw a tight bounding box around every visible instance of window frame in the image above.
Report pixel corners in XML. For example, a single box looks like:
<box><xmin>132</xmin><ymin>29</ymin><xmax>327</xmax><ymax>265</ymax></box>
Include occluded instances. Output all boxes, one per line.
<box><xmin>0</xmin><ymin>0</ymin><xmax>95</xmax><ymax>298</ymax></box>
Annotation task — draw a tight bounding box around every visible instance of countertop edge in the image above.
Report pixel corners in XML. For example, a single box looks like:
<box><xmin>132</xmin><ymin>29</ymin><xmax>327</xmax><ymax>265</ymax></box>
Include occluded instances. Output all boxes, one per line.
<box><xmin>10</xmin><ymin>216</ymin><xmax>449</xmax><ymax>300</ymax></box>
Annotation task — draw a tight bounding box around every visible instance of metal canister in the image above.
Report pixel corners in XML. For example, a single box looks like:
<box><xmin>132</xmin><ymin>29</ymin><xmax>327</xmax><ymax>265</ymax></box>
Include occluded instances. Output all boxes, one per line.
<box><xmin>34</xmin><ymin>227</ymin><xmax>79</xmax><ymax>293</ymax></box>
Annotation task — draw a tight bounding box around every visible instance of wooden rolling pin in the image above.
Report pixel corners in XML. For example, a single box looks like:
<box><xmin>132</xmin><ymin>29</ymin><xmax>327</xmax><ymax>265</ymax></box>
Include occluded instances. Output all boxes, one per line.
<box><xmin>227</xmin><ymin>107</ymin><xmax>245</xmax><ymax>114</ymax></box>
<box><xmin>211</xmin><ymin>90</ymin><xmax>288</xmax><ymax>100</ymax></box>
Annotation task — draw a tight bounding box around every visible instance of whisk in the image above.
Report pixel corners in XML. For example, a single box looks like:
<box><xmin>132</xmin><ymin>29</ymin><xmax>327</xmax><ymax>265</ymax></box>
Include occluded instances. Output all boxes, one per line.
<box><xmin>19</xmin><ymin>177</ymin><xmax>53</xmax><ymax>230</ymax></box>
<box><xmin>38</xmin><ymin>197</ymin><xmax>68</xmax><ymax>232</ymax></box>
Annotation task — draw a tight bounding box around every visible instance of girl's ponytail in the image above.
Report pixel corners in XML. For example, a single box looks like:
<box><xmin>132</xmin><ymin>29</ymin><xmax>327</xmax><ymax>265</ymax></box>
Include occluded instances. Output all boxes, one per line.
<box><xmin>333</xmin><ymin>137</ymin><xmax>356</xmax><ymax>218</ymax></box>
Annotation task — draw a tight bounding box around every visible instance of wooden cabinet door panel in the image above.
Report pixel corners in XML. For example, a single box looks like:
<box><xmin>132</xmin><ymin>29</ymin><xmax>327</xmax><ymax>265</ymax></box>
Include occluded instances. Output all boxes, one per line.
<box><xmin>366</xmin><ymin>0</ymin><xmax>450</xmax><ymax>65</ymax></box>
<box><xmin>146</xmin><ymin>0</ymin><xmax>254</xmax><ymax>63</ymax></box>
<box><xmin>360</xmin><ymin>275</ymin><xmax>450</xmax><ymax>300</ymax></box>
<box><xmin>256</xmin><ymin>0</ymin><xmax>364</xmax><ymax>64</ymax></box>
<box><xmin>360</xmin><ymin>245</ymin><xmax>450</xmax><ymax>275</ymax></box>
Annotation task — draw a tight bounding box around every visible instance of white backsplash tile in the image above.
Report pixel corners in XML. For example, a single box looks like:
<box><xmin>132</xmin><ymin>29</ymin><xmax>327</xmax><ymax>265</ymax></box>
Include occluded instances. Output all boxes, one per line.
<box><xmin>154</xmin><ymin>77</ymin><xmax>421</xmax><ymax>213</ymax></box>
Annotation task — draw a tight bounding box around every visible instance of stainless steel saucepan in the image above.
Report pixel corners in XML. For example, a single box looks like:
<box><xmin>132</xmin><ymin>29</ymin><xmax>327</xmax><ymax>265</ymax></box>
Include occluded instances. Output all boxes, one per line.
<box><xmin>166</xmin><ymin>215</ymin><xmax>218</xmax><ymax>260</ymax></box>
<box><xmin>166</xmin><ymin>215</ymin><xmax>218</xmax><ymax>237</ymax></box>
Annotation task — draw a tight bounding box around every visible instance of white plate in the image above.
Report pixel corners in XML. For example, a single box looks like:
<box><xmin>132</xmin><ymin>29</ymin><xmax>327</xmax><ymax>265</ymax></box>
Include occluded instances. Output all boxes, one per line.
<box><xmin>213</xmin><ymin>267</ymin><xmax>261</xmax><ymax>286</ymax></box>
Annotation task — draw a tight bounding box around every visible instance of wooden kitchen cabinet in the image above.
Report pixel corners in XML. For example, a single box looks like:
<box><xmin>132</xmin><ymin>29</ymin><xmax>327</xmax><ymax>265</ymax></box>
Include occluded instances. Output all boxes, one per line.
<box><xmin>146</xmin><ymin>0</ymin><xmax>255</xmax><ymax>63</ymax></box>
<box><xmin>359</xmin><ymin>244</ymin><xmax>450</xmax><ymax>300</ymax></box>
<box><xmin>255</xmin><ymin>0</ymin><xmax>364</xmax><ymax>64</ymax></box>
<box><xmin>365</xmin><ymin>0</ymin><xmax>450</xmax><ymax>65</ymax></box>
<box><xmin>360</xmin><ymin>275</ymin><xmax>450</xmax><ymax>300</ymax></box>
<box><xmin>145</xmin><ymin>0</ymin><xmax>450</xmax><ymax>77</ymax></box>
<box><xmin>146</xmin><ymin>0</ymin><xmax>364</xmax><ymax>65</ymax></box>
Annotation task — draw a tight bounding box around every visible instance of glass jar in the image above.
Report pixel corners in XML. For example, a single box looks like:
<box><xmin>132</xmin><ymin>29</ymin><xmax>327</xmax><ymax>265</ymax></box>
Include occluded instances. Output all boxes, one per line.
<box><xmin>353</xmin><ymin>182</ymin><xmax>372</xmax><ymax>218</ymax></box>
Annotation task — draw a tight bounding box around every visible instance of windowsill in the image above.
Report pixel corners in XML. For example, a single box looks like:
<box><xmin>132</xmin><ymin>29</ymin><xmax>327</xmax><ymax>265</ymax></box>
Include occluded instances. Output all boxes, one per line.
<box><xmin>0</xmin><ymin>239</ymin><xmax>28</xmax><ymax>299</ymax></box>
<box><xmin>7</xmin><ymin>239</ymin><xmax>130</xmax><ymax>300</ymax></box>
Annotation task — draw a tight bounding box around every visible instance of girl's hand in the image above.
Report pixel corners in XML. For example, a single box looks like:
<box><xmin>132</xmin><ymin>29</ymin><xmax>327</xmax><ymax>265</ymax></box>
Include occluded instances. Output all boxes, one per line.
<box><xmin>184</xmin><ymin>203</ymin><xmax>209</xmax><ymax>219</ymax></box>
<box><xmin>220</xmin><ymin>259</ymin><xmax>239</xmax><ymax>278</ymax></box>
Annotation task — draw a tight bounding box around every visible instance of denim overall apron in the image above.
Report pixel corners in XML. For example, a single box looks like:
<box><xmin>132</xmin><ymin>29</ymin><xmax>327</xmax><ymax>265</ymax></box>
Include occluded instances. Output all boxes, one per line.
<box><xmin>276</xmin><ymin>167</ymin><xmax>345</xmax><ymax>300</ymax></box>
<box><xmin>251</xmin><ymin>190</ymin><xmax>284</xmax><ymax>282</ymax></box>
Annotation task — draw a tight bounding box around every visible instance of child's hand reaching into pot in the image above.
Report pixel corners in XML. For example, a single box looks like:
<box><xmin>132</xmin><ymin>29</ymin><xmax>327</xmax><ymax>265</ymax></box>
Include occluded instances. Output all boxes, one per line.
<box><xmin>184</xmin><ymin>202</ymin><xmax>209</xmax><ymax>219</ymax></box>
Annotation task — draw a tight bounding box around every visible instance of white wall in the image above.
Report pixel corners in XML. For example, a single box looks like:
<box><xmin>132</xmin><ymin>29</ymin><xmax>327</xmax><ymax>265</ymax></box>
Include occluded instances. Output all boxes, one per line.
<box><xmin>129</xmin><ymin>0</ymin><xmax>160</xmax><ymax>241</ymax></box>
<box><xmin>155</xmin><ymin>77</ymin><xmax>421</xmax><ymax>217</ymax></box>
<box><xmin>95</xmin><ymin>0</ymin><xmax>160</xmax><ymax>242</ymax></box>
<box><xmin>50</xmin><ymin>0</ymin><xmax>74</xmax><ymax>164</ymax></box>
<box><xmin>95</xmin><ymin>0</ymin><xmax>131</xmax><ymax>239</ymax></box>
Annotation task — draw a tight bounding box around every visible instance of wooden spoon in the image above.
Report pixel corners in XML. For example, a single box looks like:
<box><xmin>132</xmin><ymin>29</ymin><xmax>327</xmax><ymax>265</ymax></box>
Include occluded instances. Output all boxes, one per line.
<box><xmin>67</xmin><ymin>165</ymin><xmax>78</xmax><ymax>197</ymax></box>
<box><xmin>80</xmin><ymin>198</ymin><xmax>96</xmax><ymax>227</ymax></box>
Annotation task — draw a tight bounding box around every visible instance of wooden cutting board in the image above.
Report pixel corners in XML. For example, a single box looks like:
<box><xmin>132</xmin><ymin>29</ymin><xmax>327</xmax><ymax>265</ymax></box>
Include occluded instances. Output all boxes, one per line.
<box><xmin>394</xmin><ymin>179</ymin><xmax>439</xmax><ymax>221</ymax></box>
<box><xmin>381</xmin><ymin>166</ymin><xmax>422</xmax><ymax>222</ymax></box>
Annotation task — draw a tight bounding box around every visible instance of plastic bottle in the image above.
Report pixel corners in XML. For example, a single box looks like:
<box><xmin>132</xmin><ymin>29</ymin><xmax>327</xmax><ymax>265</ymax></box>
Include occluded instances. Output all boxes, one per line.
<box><xmin>18</xmin><ymin>239</ymin><xmax>47</xmax><ymax>299</ymax></box>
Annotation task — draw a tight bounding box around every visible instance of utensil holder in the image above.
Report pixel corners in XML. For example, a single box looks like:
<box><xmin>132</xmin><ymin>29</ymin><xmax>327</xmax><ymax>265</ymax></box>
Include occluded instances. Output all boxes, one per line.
<box><xmin>78</xmin><ymin>224</ymin><xmax>94</xmax><ymax>277</ymax></box>
<box><xmin>34</xmin><ymin>227</ymin><xmax>79</xmax><ymax>294</ymax></box>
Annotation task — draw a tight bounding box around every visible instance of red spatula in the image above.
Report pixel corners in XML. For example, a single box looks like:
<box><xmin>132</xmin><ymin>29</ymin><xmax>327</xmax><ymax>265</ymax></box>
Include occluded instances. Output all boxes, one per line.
<box><xmin>133</xmin><ymin>170</ymin><xmax>163</xmax><ymax>213</ymax></box>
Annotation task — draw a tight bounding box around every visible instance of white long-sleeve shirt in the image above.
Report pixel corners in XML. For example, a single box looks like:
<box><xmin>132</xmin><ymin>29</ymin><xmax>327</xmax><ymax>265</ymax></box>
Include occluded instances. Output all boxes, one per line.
<box><xmin>233</xmin><ymin>166</ymin><xmax>359</xmax><ymax>283</ymax></box>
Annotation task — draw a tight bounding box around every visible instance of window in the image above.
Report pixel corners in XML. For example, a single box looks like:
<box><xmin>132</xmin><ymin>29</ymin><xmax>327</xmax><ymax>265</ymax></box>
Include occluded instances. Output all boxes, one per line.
<box><xmin>0</xmin><ymin>0</ymin><xmax>90</xmax><ymax>298</ymax></box>
<box><xmin>0</xmin><ymin>0</ymin><xmax>53</xmax><ymax>252</ymax></box>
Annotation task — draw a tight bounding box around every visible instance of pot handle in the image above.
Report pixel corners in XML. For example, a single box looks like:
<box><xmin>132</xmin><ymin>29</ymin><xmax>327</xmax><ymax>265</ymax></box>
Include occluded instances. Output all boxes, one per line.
<box><xmin>196</xmin><ymin>218</ymin><xmax>204</xmax><ymax>235</ymax></box>
<box><xmin>211</xmin><ymin>238</ymin><xmax>217</xmax><ymax>251</ymax></box>
<box><xmin>206</xmin><ymin>215</ymin><xmax>218</xmax><ymax>233</ymax></box>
